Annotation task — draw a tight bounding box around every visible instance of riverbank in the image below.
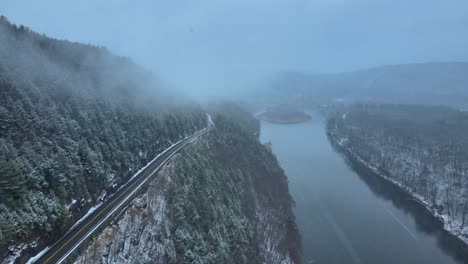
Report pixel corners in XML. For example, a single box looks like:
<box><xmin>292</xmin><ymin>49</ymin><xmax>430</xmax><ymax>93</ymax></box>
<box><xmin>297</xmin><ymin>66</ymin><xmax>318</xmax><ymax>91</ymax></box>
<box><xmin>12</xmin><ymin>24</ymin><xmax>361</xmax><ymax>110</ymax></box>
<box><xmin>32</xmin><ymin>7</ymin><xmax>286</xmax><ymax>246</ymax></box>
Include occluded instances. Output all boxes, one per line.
<box><xmin>261</xmin><ymin>117</ymin><xmax>463</xmax><ymax>264</ymax></box>
<box><xmin>327</xmin><ymin>129</ymin><xmax>468</xmax><ymax>254</ymax></box>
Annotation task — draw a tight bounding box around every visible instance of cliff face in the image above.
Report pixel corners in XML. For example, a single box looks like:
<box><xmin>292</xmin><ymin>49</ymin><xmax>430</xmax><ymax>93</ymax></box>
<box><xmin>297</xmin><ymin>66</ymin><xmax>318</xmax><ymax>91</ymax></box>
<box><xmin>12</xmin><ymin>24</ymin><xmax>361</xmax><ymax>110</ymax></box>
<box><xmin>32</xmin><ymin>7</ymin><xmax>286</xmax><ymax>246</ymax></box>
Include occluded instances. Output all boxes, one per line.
<box><xmin>74</xmin><ymin>107</ymin><xmax>301</xmax><ymax>264</ymax></box>
<box><xmin>74</xmin><ymin>157</ymin><xmax>177</xmax><ymax>264</ymax></box>
<box><xmin>327</xmin><ymin>104</ymin><xmax>468</xmax><ymax>244</ymax></box>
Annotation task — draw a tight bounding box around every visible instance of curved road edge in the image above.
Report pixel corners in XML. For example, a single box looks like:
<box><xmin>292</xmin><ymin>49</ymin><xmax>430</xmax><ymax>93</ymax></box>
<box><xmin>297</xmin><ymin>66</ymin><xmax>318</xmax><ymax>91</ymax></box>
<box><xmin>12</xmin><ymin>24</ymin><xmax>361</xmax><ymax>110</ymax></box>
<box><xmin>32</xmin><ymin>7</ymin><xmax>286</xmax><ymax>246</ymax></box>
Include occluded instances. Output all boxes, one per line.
<box><xmin>32</xmin><ymin>117</ymin><xmax>214</xmax><ymax>264</ymax></box>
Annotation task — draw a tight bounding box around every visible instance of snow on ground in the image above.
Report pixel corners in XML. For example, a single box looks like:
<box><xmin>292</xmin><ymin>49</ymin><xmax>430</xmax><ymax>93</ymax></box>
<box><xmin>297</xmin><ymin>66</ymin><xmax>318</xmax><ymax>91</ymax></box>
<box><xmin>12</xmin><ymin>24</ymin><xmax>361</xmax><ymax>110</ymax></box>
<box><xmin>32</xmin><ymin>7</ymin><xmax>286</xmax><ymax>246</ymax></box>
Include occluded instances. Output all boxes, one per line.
<box><xmin>333</xmin><ymin>134</ymin><xmax>468</xmax><ymax>245</ymax></box>
<box><xmin>73</xmin><ymin>162</ymin><xmax>175</xmax><ymax>264</ymax></box>
<box><xmin>4</xmin><ymin>244</ymin><xmax>26</xmax><ymax>264</ymax></box>
<box><xmin>69</xmin><ymin>204</ymin><xmax>102</xmax><ymax>231</ymax></box>
<box><xmin>25</xmin><ymin>247</ymin><xmax>50</xmax><ymax>264</ymax></box>
<box><xmin>206</xmin><ymin>113</ymin><xmax>215</xmax><ymax>127</ymax></box>
<box><xmin>23</xmin><ymin>121</ymin><xmax>212</xmax><ymax>264</ymax></box>
<box><xmin>66</xmin><ymin>199</ymin><xmax>77</xmax><ymax>209</ymax></box>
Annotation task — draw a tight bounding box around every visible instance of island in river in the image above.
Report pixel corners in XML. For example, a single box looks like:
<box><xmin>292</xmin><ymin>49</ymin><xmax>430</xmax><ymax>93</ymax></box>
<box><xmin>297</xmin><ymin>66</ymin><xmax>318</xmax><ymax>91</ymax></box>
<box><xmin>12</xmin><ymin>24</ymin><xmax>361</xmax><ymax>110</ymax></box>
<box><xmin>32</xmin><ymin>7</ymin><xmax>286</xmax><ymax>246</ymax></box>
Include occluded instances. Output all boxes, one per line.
<box><xmin>258</xmin><ymin>106</ymin><xmax>312</xmax><ymax>124</ymax></box>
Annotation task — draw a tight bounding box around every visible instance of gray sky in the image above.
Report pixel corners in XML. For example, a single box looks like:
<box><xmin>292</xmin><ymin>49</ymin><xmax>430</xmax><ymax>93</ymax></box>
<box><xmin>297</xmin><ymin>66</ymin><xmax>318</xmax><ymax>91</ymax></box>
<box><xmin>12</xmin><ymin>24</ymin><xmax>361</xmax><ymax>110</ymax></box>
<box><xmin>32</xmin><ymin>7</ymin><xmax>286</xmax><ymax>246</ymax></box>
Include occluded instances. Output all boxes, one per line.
<box><xmin>2</xmin><ymin>0</ymin><xmax>468</xmax><ymax>98</ymax></box>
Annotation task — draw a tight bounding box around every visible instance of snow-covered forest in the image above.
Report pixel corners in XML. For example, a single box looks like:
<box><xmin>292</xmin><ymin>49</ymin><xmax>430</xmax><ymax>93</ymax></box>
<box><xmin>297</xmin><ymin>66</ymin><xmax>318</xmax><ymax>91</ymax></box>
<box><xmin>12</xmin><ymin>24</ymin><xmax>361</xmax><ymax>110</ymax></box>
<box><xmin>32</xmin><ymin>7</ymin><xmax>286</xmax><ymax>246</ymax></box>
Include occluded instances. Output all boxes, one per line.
<box><xmin>75</xmin><ymin>103</ymin><xmax>301</xmax><ymax>264</ymax></box>
<box><xmin>0</xmin><ymin>16</ymin><xmax>206</xmax><ymax>256</ymax></box>
<box><xmin>327</xmin><ymin>104</ymin><xmax>468</xmax><ymax>243</ymax></box>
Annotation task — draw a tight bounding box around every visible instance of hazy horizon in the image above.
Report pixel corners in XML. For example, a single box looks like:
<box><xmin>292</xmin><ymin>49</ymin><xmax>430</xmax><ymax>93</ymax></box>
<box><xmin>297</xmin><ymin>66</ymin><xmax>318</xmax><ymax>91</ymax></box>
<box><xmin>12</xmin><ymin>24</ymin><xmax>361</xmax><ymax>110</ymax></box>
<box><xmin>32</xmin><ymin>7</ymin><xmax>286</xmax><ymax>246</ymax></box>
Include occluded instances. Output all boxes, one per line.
<box><xmin>2</xmin><ymin>0</ymin><xmax>468</xmax><ymax>99</ymax></box>
<box><xmin>2</xmin><ymin>3</ymin><xmax>468</xmax><ymax>264</ymax></box>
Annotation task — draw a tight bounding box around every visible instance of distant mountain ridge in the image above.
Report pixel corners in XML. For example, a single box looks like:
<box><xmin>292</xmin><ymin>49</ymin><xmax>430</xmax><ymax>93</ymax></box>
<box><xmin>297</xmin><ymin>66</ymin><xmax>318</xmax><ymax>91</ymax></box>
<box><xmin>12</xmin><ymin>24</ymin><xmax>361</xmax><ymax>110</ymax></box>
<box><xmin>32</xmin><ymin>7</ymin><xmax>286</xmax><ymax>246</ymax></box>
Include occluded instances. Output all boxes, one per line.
<box><xmin>268</xmin><ymin>62</ymin><xmax>468</xmax><ymax>108</ymax></box>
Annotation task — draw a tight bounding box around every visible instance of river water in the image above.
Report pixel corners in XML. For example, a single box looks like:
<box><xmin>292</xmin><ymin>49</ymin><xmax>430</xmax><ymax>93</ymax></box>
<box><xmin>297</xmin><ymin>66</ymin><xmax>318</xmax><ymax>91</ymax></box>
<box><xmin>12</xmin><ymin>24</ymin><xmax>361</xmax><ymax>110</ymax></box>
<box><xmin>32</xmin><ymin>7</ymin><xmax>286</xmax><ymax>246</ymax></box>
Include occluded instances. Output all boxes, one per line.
<box><xmin>260</xmin><ymin>113</ymin><xmax>466</xmax><ymax>264</ymax></box>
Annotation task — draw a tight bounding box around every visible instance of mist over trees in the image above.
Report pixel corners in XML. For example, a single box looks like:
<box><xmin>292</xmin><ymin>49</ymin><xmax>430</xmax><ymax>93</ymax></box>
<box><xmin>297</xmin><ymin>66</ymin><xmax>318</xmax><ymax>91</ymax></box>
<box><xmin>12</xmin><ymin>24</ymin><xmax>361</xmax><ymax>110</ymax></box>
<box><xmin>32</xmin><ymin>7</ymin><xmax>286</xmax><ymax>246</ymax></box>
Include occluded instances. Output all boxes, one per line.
<box><xmin>165</xmin><ymin>105</ymin><xmax>300</xmax><ymax>263</ymax></box>
<box><xmin>264</xmin><ymin>63</ymin><xmax>468</xmax><ymax>109</ymax></box>
<box><xmin>74</xmin><ymin>104</ymin><xmax>301</xmax><ymax>264</ymax></box>
<box><xmin>0</xmin><ymin>17</ymin><xmax>205</xmax><ymax>247</ymax></box>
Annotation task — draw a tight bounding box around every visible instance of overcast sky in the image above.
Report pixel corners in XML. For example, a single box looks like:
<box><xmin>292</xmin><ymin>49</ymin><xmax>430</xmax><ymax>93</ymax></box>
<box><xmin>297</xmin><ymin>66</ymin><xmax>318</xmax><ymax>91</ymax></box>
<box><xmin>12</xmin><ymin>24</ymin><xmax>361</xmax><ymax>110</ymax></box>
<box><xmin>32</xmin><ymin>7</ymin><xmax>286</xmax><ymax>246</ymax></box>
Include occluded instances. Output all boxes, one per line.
<box><xmin>2</xmin><ymin>0</ymin><xmax>468</xmax><ymax>97</ymax></box>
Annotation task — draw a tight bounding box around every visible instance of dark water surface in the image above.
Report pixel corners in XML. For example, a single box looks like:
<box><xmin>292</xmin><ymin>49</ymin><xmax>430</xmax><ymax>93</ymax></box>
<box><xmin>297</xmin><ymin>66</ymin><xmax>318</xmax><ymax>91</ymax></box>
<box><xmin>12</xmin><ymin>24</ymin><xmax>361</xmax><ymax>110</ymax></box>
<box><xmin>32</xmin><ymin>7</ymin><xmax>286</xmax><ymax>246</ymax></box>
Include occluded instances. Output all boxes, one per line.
<box><xmin>260</xmin><ymin>114</ymin><xmax>466</xmax><ymax>264</ymax></box>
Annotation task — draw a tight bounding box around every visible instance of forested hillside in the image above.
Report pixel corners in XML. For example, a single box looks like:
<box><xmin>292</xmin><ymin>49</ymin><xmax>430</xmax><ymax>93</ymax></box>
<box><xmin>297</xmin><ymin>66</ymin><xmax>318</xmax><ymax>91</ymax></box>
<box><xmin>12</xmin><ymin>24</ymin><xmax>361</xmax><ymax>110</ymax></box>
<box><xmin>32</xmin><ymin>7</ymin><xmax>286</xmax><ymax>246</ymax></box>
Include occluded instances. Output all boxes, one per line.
<box><xmin>75</xmin><ymin>104</ymin><xmax>301</xmax><ymax>264</ymax></box>
<box><xmin>327</xmin><ymin>104</ymin><xmax>468</xmax><ymax>244</ymax></box>
<box><xmin>0</xmin><ymin>17</ymin><xmax>206</xmax><ymax>261</ymax></box>
<box><xmin>266</xmin><ymin>63</ymin><xmax>468</xmax><ymax>108</ymax></box>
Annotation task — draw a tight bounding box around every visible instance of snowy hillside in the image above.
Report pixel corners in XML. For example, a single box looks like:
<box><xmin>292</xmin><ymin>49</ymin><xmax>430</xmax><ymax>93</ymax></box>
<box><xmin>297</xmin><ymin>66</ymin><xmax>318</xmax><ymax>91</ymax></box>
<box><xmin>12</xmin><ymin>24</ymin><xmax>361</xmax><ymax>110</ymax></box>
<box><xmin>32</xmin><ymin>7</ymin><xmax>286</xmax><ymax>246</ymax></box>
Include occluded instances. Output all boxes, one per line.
<box><xmin>327</xmin><ymin>104</ymin><xmax>468</xmax><ymax>244</ymax></box>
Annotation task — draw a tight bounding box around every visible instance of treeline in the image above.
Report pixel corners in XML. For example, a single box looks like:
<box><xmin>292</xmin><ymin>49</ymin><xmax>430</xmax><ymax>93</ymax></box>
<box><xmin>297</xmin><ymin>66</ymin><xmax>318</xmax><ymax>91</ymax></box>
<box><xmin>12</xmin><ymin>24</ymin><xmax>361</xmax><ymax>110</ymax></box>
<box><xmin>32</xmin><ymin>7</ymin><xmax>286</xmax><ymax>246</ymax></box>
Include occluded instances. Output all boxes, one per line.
<box><xmin>74</xmin><ymin>104</ymin><xmax>301</xmax><ymax>264</ymax></box>
<box><xmin>166</xmin><ymin>104</ymin><xmax>301</xmax><ymax>263</ymax></box>
<box><xmin>327</xmin><ymin>104</ymin><xmax>468</xmax><ymax>231</ymax></box>
<box><xmin>267</xmin><ymin>62</ymin><xmax>468</xmax><ymax>108</ymax></box>
<box><xmin>0</xmin><ymin>16</ymin><xmax>205</xmax><ymax>249</ymax></box>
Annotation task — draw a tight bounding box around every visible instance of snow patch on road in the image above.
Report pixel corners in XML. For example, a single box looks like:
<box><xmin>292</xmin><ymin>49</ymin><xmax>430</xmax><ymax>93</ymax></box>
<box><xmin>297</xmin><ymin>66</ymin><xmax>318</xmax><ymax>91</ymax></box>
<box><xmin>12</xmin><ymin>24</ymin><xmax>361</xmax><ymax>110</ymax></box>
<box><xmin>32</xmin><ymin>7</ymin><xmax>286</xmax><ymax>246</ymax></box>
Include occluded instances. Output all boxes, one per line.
<box><xmin>25</xmin><ymin>246</ymin><xmax>50</xmax><ymax>264</ymax></box>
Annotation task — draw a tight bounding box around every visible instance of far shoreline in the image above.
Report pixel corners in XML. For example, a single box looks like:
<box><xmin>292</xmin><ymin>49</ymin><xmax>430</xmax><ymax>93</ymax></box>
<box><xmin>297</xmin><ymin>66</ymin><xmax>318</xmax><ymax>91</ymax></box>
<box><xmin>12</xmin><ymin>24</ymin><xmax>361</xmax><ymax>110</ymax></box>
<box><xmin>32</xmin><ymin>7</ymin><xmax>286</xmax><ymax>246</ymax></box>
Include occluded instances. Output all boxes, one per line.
<box><xmin>257</xmin><ymin>109</ymin><xmax>312</xmax><ymax>124</ymax></box>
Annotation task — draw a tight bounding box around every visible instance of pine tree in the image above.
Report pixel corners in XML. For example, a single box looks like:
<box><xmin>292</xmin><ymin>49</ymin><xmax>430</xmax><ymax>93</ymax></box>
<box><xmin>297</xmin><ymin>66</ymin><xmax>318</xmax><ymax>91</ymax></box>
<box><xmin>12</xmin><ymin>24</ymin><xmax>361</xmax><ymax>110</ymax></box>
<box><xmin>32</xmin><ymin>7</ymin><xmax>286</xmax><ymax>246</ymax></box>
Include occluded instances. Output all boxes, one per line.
<box><xmin>0</xmin><ymin>158</ymin><xmax>26</xmax><ymax>205</ymax></box>
<box><xmin>0</xmin><ymin>213</ymin><xmax>14</xmax><ymax>245</ymax></box>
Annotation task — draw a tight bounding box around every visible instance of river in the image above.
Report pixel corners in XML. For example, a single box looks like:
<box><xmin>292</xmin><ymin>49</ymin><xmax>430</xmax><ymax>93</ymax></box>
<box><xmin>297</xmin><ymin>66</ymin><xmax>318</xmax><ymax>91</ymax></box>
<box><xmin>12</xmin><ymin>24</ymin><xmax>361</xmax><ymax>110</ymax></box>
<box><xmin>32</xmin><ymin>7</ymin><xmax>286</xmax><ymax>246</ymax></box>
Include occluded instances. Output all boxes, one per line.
<box><xmin>260</xmin><ymin>112</ymin><xmax>466</xmax><ymax>264</ymax></box>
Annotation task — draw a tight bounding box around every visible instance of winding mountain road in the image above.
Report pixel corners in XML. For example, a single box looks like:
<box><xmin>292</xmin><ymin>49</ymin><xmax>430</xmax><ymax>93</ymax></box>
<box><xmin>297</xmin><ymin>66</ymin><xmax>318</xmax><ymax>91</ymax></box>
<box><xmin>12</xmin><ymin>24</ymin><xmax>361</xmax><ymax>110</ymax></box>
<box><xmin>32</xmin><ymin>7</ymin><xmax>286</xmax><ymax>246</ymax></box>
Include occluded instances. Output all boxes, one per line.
<box><xmin>33</xmin><ymin>120</ymin><xmax>214</xmax><ymax>264</ymax></box>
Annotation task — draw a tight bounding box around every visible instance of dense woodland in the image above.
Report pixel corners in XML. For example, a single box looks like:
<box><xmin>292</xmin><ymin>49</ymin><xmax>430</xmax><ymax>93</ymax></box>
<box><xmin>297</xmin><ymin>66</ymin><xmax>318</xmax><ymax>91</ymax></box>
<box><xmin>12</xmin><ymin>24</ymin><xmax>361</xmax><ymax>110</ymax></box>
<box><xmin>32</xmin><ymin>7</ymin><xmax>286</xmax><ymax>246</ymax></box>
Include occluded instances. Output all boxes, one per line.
<box><xmin>258</xmin><ymin>105</ymin><xmax>311</xmax><ymax>124</ymax></box>
<box><xmin>0</xmin><ymin>16</ymin><xmax>206</xmax><ymax>250</ymax></box>
<box><xmin>327</xmin><ymin>104</ymin><xmax>468</xmax><ymax>234</ymax></box>
<box><xmin>167</xmin><ymin>105</ymin><xmax>300</xmax><ymax>263</ymax></box>
<box><xmin>75</xmin><ymin>104</ymin><xmax>301</xmax><ymax>264</ymax></box>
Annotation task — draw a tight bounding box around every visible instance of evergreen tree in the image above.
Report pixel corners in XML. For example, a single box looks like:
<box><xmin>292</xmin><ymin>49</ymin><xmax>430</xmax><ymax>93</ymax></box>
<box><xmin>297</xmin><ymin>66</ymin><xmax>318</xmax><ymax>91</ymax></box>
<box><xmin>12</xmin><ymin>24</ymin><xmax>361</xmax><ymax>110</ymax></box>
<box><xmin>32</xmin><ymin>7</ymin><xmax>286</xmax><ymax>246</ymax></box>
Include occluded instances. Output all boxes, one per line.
<box><xmin>0</xmin><ymin>158</ymin><xmax>26</xmax><ymax>205</ymax></box>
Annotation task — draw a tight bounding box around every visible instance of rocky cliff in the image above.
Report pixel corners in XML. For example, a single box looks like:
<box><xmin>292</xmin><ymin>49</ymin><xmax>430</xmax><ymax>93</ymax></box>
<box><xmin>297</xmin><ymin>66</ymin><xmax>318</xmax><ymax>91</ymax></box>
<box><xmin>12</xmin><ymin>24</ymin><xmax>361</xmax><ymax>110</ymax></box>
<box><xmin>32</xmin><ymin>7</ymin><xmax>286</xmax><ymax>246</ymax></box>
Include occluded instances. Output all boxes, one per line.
<box><xmin>74</xmin><ymin>106</ymin><xmax>301</xmax><ymax>264</ymax></box>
